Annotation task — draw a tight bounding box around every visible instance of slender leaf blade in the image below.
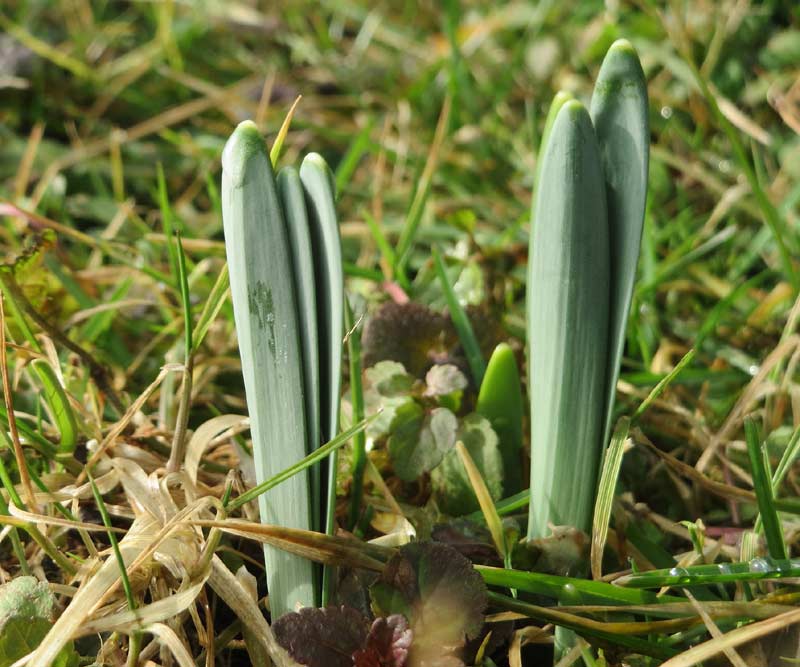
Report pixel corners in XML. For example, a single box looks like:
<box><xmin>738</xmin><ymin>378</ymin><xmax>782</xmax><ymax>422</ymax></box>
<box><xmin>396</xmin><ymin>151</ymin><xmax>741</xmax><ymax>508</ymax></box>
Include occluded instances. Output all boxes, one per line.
<box><xmin>589</xmin><ymin>39</ymin><xmax>650</xmax><ymax>449</ymax></box>
<box><xmin>221</xmin><ymin>120</ymin><xmax>314</xmax><ymax>617</ymax></box>
<box><xmin>277</xmin><ymin>165</ymin><xmax>322</xmax><ymax>532</ymax></box>
<box><xmin>30</xmin><ymin>359</ymin><xmax>78</xmax><ymax>455</ymax></box>
<box><xmin>590</xmin><ymin>416</ymin><xmax>630</xmax><ymax>580</ymax></box>
<box><xmin>433</xmin><ymin>247</ymin><xmax>485</xmax><ymax>386</ymax></box>
<box><xmin>527</xmin><ymin>101</ymin><xmax>610</xmax><ymax>539</ymax></box>
<box><xmin>300</xmin><ymin>152</ymin><xmax>344</xmax><ymax>604</ymax></box>
<box><xmin>745</xmin><ymin>417</ymin><xmax>787</xmax><ymax>560</ymax></box>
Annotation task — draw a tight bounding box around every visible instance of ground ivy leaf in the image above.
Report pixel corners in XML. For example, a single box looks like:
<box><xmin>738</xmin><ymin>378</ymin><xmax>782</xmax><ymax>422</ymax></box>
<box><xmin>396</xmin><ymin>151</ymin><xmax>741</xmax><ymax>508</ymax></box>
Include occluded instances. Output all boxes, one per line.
<box><xmin>0</xmin><ymin>577</ymin><xmax>54</xmax><ymax>627</ymax></box>
<box><xmin>273</xmin><ymin>606</ymin><xmax>369</xmax><ymax>667</ymax></box>
<box><xmin>366</xmin><ymin>394</ymin><xmax>414</xmax><ymax>441</ymax></box>
<box><xmin>353</xmin><ymin>615</ymin><xmax>412</xmax><ymax>667</ymax></box>
<box><xmin>366</xmin><ymin>361</ymin><xmax>415</xmax><ymax>397</ymax></box>
<box><xmin>389</xmin><ymin>405</ymin><xmax>457</xmax><ymax>481</ymax></box>
<box><xmin>370</xmin><ymin>542</ymin><xmax>487</xmax><ymax>666</ymax></box>
<box><xmin>361</xmin><ymin>303</ymin><xmax>451</xmax><ymax>377</ymax></box>
<box><xmin>423</xmin><ymin>364</ymin><xmax>467</xmax><ymax>398</ymax></box>
<box><xmin>0</xmin><ymin>617</ymin><xmax>78</xmax><ymax>667</ymax></box>
<box><xmin>431</xmin><ymin>414</ymin><xmax>503</xmax><ymax>516</ymax></box>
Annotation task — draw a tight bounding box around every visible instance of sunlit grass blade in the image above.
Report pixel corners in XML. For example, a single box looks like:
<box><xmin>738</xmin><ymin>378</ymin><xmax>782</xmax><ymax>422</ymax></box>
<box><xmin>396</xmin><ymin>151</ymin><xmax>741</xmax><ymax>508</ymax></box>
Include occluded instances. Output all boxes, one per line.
<box><xmin>769</xmin><ymin>424</ymin><xmax>800</xmax><ymax>493</ymax></box>
<box><xmin>744</xmin><ymin>417</ymin><xmax>787</xmax><ymax>560</ymax></box>
<box><xmin>475</xmin><ymin>564</ymin><xmax>682</xmax><ymax>605</ymax></box>
<box><xmin>456</xmin><ymin>441</ymin><xmax>507</xmax><ymax>561</ymax></box>
<box><xmin>632</xmin><ymin>348</ymin><xmax>696</xmax><ymax>420</ymax></box>
<box><xmin>191</xmin><ymin>263</ymin><xmax>229</xmax><ymax>353</ymax></box>
<box><xmin>166</xmin><ymin>231</ymin><xmax>193</xmax><ymax>474</ymax></box>
<box><xmin>614</xmin><ymin>556</ymin><xmax>800</xmax><ymax>589</ymax></box>
<box><xmin>476</xmin><ymin>343</ymin><xmax>523</xmax><ymax>495</ymax></box>
<box><xmin>277</xmin><ymin>165</ymin><xmax>321</xmax><ymax>531</ymax></box>
<box><xmin>467</xmin><ymin>488</ymin><xmax>529</xmax><ymax>523</ymax></box>
<box><xmin>590</xmin><ymin>416</ymin><xmax>630</xmax><ymax>580</ymax></box>
<box><xmin>589</xmin><ymin>39</ymin><xmax>649</xmax><ymax>449</ymax></box>
<box><xmin>299</xmin><ymin>152</ymin><xmax>344</xmax><ymax>603</ymax></box>
<box><xmin>363</xmin><ymin>209</ymin><xmax>396</xmax><ymax>278</ymax></box>
<box><xmin>335</xmin><ymin>118</ymin><xmax>375</xmax><ymax>193</ymax></box>
<box><xmin>269</xmin><ymin>95</ymin><xmax>302</xmax><ymax>167</ymax></box>
<box><xmin>344</xmin><ymin>299</ymin><xmax>366</xmax><ymax>531</ymax></box>
<box><xmin>30</xmin><ymin>359</ymin><xmax>78</xmax><ymax>455</ymax></box>
<box><xmin>433</xmin><ymin>246</ymin><xmax>485</xmax><ymax>386</ymax></box>
<box><xmin>527</xmin><ymin>100</ymin><xmax>609</xmax><ymax>539</ymax></box>
<box><xmin>227</xmin><ymin>417</ymin><xmax>373</xmax><ymax>511</ymax></box>
<box><xmin>487</xmin><ymin>592</ymin><xmax>679</xmax><ymax>659</ymax></box>
<box><xmin>221</xmin><ymin>120</ymin><xmax>314</xmax><ymax>617</ymax></box>
<box><xmin>394</xmin><ymin>95</ymin><xmax>451</xmax><ymax>287</ymax></box>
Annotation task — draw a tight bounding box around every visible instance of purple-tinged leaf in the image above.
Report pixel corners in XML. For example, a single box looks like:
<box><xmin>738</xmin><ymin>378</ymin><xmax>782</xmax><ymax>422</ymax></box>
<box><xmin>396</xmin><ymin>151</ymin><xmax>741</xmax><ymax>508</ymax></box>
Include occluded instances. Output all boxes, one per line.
<box><xmin>353</xmin><ymin>615</ymin><xmax>412</xmax><ymax>667</ymax></box>
<box><xmin>273</xmin><ymin>605</ymin><xmax>369</xmax><ymax>667</ymax></box>
<box><xmin>370</xmin><ymin>542</ymin><xmax>487</xmax><ymax>666</ymax></box>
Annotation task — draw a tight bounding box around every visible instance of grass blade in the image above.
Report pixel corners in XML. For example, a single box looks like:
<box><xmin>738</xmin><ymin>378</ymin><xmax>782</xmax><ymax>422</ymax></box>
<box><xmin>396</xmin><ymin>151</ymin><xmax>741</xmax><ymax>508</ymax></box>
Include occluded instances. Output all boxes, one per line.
<box><xmin>744</xmin><ymin>417</ymin><xmax>787</xmax><ymax>559</ymax></box>
<box><xmin>344</xmin><ymin>299</ymin><xmax>366</xmax><ymax>531</ymax></box>
<box><xmin>614</xmin><ymin>556</ymin><xmax>800</xmax><ymax>589</ymax></box>
<box><xmin>456</xmin><ymin>441</ymin><xmax>507</xmax><ymax>562</ymax></box>
<box><xmin>589</xmin><ymin>39</ymin><xmax>649</xmax><ymax>449</ymax></box>
<box><xmin>475</xmin><ymin>565</ymin><xmax>681</xmax><ymax>605</ymax></box>
<box><xmin>476</xmin><ymin>343</ymin><xmax>523</xmax><ymax>495</ymax></box>
<box><xmin>228</xmin><ymin>417</ymin><xmax>373</xmax><ymax>511</ymax></box>
<box><xmin>590</xmin><ymin>416</ymin><xmax>630</xmax><ymax>580</ymax></box>
<box><xmin>191</xmin><ymin>263</ymin><xmax>229</xmax><ymax>352</ymax></box>
<box><xmin>269</xmin><ymin>96</ymin><xmax>302</xmax><ymax>167</ymax></box>
<box><xmin>433</xmin><ymin>246</ymin><xmax>485</xmax><ymax>386</ymax></box>
<box><xmin>394</xmin><ymin>95</ymin><xmax>452</xmax><ymax>286</ymax></box>
<box><xmin>527</xmin><ymin>100</ymin><xmax>609</xmax><ymax>539</ymax></box>
<box><xmin>30</xmin><ymin>359</ymin><xmax>78</xmax><ymax>455</ymax></box>
<box><xmin>221</xmin><ymin>120</ymin><xmax>314</xmax><ymax>617</ymax></box>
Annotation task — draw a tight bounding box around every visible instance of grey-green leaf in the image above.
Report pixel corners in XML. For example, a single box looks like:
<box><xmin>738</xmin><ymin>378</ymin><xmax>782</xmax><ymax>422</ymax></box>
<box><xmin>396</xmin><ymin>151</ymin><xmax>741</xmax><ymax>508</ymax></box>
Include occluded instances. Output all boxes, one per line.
<box><xmin>300</xmin><ymin>154</ymin><xmax>344</xmax><ymax>571</ymax></box>
<box><xmin>300</xmin><ymin>153</ymin><xmax>343</xmax><ymax>447</ymax></box>
<box><xmin>424</xmin><ymin>363</ymin><xmax>467</xmax><ymax>397</ymax></box>
<box><xmin>388</xmin><ymin>404</ymin><xmax>457</xmax><ymax>481</ymax></box>
<box><xmin>222</xmin><ymin>120</ymin><xmax>314</xmax><ymax>617</ymax></box>
<box><xmin>277</xmin><ymin>165</ymin><xmax>321</xmax><ymax>530</ymax></box>
<box><xmin>432</xmin><ymin>413</ymin><xmax>503</xmax><ymax>516</ymax></box>
<box><xmin>590</xmin><ymin>39</ymin><xmax>649</xmax><ymax>449</ymax></box>
<box><xmin>0</xmin><ymin>577</ymin><xmax>54</xmax><ymax>628</ymax></box>
<box><xmin>365</xmin><ymin>360</ymin><xmax>415</xmax><ymax>398</ymax></box>
<box><xmin>527</xmin><ymin>101</ymin><xmax>610</xmax><ymax>539</ymax></box>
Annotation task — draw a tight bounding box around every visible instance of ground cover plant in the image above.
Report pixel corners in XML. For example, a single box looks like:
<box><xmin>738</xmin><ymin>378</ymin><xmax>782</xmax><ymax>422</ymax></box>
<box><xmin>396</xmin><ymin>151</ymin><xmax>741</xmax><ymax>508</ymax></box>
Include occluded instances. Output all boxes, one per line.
<box><xmin>1</xmin><ymin>1</ymin><xmax>800</xmax><ymax>666</ymax></box>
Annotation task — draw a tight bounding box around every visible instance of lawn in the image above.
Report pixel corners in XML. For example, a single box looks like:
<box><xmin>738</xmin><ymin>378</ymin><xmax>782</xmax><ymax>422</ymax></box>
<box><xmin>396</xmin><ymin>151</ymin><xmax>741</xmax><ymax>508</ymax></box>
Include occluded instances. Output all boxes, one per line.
<box><xmin>1</xmin><ymin>1</ymin><xmax>800</xmax><ymax>666</ymax></box>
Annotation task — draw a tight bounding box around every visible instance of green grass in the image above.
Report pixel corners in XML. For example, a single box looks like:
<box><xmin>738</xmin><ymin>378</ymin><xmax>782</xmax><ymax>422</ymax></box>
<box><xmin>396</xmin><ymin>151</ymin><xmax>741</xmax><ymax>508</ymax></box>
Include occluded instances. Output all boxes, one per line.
<box><xmin>1</xmin><ymin>1</ymin><xmax>800</xmax><ymax>665</ymax></box>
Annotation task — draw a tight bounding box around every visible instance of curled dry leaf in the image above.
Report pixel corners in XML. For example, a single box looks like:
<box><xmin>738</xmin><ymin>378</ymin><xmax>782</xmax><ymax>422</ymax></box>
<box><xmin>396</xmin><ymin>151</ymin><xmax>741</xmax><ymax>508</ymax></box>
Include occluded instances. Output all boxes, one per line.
<box><xmin>185</xmin><ymin>413</ymin><xmax>248</xmax><ymax>484</ymax></box>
